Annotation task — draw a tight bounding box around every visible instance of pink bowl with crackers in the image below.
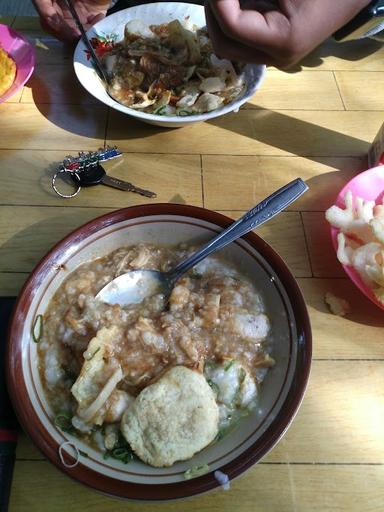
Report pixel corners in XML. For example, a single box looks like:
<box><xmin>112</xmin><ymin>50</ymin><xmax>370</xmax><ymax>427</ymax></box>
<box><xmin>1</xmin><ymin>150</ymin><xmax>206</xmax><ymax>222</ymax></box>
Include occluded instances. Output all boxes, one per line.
<box><xmin>330</xmin><ymin>165</ymin><xmax>384</xmax><ymax>310</ymax></box>
<box><xmin>0</xmin><ymin>24</ymin><xmax>35</xmax><ymax>103</ymax></box>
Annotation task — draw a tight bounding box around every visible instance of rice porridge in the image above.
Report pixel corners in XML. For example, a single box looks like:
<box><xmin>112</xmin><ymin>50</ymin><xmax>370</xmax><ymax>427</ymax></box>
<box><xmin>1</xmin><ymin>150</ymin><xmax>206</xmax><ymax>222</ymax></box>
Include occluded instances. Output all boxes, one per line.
<box><xmin>37</xmin><ymin>243</ymin><xmax>274</xmax><ymax>466</ymax></box>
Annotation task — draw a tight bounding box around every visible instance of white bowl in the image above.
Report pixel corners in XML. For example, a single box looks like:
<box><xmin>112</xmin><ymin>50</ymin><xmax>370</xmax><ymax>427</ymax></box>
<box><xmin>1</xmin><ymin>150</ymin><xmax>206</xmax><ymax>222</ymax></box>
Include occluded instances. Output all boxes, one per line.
<box><xmin>73</xmin><ymin>2</ymin><xmax>266</xmax><ymax>127</ymax></box>
<box><xmin>7</xmin><ymin>204</ymin><xmax>311</xmax><ymax>501</ymax></box>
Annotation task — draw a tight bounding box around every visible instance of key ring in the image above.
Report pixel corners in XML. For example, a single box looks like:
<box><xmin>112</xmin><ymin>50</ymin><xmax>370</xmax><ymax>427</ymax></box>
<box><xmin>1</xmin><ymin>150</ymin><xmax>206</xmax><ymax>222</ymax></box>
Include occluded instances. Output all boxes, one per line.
<box><xmin>52</xmin><ymin>167</ymin><xmax>81</xmax><ymax>198</ymax></box>
<box><xmin>52</xmin><ymin>146</ymin><xmax>123</xmax><ymax>198</ymax></box>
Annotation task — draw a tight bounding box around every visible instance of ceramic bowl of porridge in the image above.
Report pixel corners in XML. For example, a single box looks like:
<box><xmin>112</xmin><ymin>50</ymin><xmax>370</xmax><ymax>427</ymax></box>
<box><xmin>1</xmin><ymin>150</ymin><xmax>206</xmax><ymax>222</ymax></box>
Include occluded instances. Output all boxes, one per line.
<box><xmin>7</xmin><ymin>203</ymin><xmax>311</xmax><ymax>501</ymax></box>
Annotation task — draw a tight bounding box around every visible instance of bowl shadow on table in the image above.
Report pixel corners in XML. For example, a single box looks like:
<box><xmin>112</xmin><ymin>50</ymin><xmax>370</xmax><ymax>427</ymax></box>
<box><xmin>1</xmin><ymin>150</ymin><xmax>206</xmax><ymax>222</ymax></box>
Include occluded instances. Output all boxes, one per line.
<box><xmin>27</xmin><ymin>69</ymin><xmax>369</xmax><ymax>161</ymax></box>
<box><xmin>302</xmin><ymin>165</ymin><xmax>367</xmax><ymax>211</ymax></box>
<box><xmin>100</xmin><ymin>108</ymin><xmax>369</xmax><ymax>168</ymax></box>
<box><xmin>26</xmin><ymin>62</ymin><xmax>99</xmax><ymax>106</ymax></box>
<box><xmin>25</xmin><ymin>74</ymin><xmax>108</xmax><ymax>140</ymax></box>
<box><xmin>205</xmin><ymin>108</ymin><xmax>370</xmax><ymax>166</ymax></box>
<box><xmin>285</xmin><ymin>37</ymin><xmax>383</xmax><ymax>73</ymax></box>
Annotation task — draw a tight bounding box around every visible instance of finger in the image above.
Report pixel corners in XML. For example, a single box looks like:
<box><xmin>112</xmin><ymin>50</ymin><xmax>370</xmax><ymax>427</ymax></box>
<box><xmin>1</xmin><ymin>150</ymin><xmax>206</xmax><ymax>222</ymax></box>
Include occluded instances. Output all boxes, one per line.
<box><xmin>40</xmin><ymin>16</ymin><xmax>81</xmax><ymax>43</ymax></box>
<box><xmin>205</xmin><ymin>2</ymin><xmax>275</xmax><ymax>65</ymax></box>
<box><xmin>86</xmin><ymin>12</ymin><xmax>106</xmax><ymax>27</ymax></box>
<box><xmin>209</xmin><ymin>0</ymin><xmax>290</xmax><ymax>49</ymax></box>
<box><xmin>32</xmin><ymin>1</ymin><xmax>81</xmax><ymax>42</ymax></box>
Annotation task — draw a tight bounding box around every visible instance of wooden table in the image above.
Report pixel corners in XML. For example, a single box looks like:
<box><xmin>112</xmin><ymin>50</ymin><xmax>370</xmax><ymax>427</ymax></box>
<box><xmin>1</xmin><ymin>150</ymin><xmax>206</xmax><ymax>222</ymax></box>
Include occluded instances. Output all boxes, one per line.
<box><xmin>1</xmin><ymin>14</ymin><xmax>384</xmax><ymax>512</ymax></box>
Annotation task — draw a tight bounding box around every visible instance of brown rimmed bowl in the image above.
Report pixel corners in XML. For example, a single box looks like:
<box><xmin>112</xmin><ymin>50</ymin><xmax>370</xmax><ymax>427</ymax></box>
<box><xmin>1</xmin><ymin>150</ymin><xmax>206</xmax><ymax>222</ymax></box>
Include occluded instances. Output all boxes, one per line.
<box><xmin>6</xmin><ymin>204</ymin><xmax>311</xmax><ymax>501</ymax></box>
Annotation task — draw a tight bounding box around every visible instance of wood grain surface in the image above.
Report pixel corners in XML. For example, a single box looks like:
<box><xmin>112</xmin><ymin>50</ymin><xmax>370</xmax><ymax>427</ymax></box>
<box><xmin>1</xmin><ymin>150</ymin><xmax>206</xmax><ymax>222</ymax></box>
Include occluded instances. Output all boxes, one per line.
<box><xmin>1</xmin><ymin>16</ymin><xmax>384</xmax><ymax>512</ymax></box>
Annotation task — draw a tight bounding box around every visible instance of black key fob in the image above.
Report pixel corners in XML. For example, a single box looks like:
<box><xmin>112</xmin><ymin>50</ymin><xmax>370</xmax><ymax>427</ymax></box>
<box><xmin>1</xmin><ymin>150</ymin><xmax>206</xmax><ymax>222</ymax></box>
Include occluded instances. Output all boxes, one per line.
<box><xmin>71</xmin><ymin>163</ymin><xmax>106</xmax><ymax>187</ymax></box>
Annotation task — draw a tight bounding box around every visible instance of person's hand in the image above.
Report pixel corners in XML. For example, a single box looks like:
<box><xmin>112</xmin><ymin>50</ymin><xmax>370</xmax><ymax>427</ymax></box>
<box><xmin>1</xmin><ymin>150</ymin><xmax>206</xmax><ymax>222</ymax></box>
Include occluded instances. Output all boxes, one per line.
<box><xmin>205</xmin><ymin>0</ymin><xmax>372</xmax><ymax>68</ymax></box>
<box><xmin>32</xmin><ymin>0</ymin><xmax>110</xmax><ymax>43</ymax></box>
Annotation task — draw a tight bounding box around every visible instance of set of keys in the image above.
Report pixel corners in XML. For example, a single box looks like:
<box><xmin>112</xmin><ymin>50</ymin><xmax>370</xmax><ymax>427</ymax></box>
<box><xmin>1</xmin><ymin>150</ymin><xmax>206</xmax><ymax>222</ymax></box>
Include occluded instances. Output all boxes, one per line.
<box><xmin>52</xmin><ymin>147</ymin><xmax>157</xmax><ymax>199</ymax></box>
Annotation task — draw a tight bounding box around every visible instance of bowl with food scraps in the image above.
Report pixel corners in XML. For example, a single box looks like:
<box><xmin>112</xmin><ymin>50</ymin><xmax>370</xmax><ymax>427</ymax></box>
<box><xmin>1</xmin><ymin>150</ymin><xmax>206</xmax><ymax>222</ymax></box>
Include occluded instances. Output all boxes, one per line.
<box><xmin>7</xmin><ymin>203</ymin><xmax>311</xmax><ymax>500</ymax></box>
<box><xmin>73</xmin><ymin>2</ymin><xmax>266</xmax><ymax>127</ymax></box>
<box><xmin>326</xmin><ymin>165</ymin><xmax>384</xmax><ymax>310</ymax></box>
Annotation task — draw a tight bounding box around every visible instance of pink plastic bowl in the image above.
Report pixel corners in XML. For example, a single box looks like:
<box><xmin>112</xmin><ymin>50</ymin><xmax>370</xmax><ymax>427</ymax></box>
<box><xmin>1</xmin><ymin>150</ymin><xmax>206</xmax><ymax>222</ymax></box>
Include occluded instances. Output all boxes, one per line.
<box><xmin>0</xmin><ymin>24</ymin><xmax>35</xmax><ymax>103</ymax></box>
<box><xmin>330</xmin><ymin>165</ymin><xmax>384</xmax><ymax>310</ymax></box>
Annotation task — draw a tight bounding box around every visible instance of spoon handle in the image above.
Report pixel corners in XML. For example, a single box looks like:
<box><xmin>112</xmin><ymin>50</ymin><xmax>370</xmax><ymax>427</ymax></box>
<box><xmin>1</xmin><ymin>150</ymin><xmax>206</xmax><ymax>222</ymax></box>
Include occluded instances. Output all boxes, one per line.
<box><xmin>170</xmin><ymin>178</ymin><xmax>308</xmax><ymax>279</ymax></box>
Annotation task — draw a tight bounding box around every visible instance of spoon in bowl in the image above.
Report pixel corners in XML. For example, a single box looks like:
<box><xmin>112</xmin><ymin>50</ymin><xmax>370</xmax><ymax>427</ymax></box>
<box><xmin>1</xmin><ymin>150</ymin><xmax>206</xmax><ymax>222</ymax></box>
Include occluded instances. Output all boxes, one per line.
<box><xmin>97</xmin><ymin>178</ymin><xmax>308</xmax><ymax>306</ymax></box>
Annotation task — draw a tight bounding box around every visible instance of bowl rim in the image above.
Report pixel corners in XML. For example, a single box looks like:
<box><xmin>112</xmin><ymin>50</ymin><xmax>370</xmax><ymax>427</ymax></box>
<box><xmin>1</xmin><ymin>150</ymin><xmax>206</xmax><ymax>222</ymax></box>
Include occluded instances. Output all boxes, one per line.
<box><xmin>329</xmin><ymin>164</ymin><xmax>384</xmax><ymax>311</ymax></box>
<box><xmin>72</xmin><ymin>2</ymin><xmax>266</xmax><ymax>123</ymax></box>
<box><xmin>6</xmin><ymin>203</ymin><xmax>312</xmax><ymax>500</ymax></box>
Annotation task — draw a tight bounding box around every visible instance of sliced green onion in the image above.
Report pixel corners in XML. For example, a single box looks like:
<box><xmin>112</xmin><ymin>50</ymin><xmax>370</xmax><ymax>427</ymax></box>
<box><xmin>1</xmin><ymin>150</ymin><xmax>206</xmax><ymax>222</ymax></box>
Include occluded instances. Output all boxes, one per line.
<box><xmin>110</xmin><ymin>447</ymin><xmax>133</xmax><ymax>464</ymax></box>
<box><xmin>215</xmin><ymin>429</ymin><xmax>225</xmax><ymax>441</ymax></box>
<box><xmin>89</xmin><ymin>347</ymin><xmax>100</xmax><ymax>359</ymax></box>
<box><xmin>32</xmin><ymin>314</ymin><xmax>43</xmax><ymax>343</ymax></box>
<box><xmin>204</xmin><ymin>360</ymin><xmax>216</xmax><ymax>370</ymax></box>
<box><xmin>177</xmin><ymin>109</ymin><xmax>195</xmax><ymax>117</ymax></box>
<box><xmin>224</xmin><ymin>360</ymin><xmax>234</xmax><ymax>371</ymax></box>
<box><xmin>103</xmin><ymin>433</ymin><xmax>135</xmax><ymax>464</ymax></box>
<box><xmin>184</xmin><ymin>464</ymin><xmax>210</xmax><ymax>480</ymax></box>
<box><xmin>154</xmin><ymin>105</ymin><xmax>167</xmax><ymax>115</ymax></box>
<box><xmin>54</xmin><ymin>412</ymin><xmax>76</xmax><ymax>435</ymax></box>
<box><xmin>207</xmin><ymin>379</ymin><xmax>219</xmax><ymax>394</ymax></box>
<box><xmin>111</xmin><ymin>447</ymin><xmax>133</xmax><ymax>463</ymax></box>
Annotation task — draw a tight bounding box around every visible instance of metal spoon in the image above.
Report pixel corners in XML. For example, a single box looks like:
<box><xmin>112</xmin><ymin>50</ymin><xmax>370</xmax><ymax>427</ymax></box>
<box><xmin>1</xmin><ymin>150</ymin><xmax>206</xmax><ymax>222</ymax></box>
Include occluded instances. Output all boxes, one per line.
<box><xmin>97</xmin><ymin>178</ymin><xmax>308</xmax><ymax>306</ymax></box>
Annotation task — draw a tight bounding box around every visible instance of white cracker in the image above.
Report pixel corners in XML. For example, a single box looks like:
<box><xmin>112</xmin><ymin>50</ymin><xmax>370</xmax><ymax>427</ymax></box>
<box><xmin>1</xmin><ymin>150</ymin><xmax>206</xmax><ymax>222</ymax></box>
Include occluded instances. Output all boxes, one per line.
<box><xmin>121</xmin><ymin>366</ymin><xmax>219</xmax><ymax>467</ymax></box>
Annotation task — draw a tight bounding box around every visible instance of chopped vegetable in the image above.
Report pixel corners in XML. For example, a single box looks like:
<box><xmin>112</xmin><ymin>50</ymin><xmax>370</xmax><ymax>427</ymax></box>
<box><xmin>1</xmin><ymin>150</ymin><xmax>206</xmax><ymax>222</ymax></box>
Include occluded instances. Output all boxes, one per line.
<box><xmin>224</xmin><ymin>360</ymin><xmax>234</xmax><ymax>371</ymax></box>
<box><xmin>153</xmin><ymin>105</ymin><xmax>167</xmax><ymax>115</ymax></box>
<box><xmin>207</xmin><ymin>379</ymin><xmax>219</xmax><ymax>394</ymax></box>
<box><xmin>184</xmin><ymin>464</ymin><xmax>210</xmax><ymax>480</ymax></box>
<box><xmin>104</xmin><ymin>432</ymin><xmax>135</xmax><ymax>464</ymax></box>
<box><xmin>54</xmin><ymin>412</ymin><xmax>77</xmax><ymax>435</ymax></box>
<box><xmin>86</xmin><ymin>34</ymin><xmax>116</xmax><ymax>60</ymax></box>
<box><xmin>32</xmin><ymin>314</ymin><xmax>43</xmax><ymax>343</ymax></box>
<box><xmin>177</xmin><ymin>109</ymin><xmax>195</xmax><ymax>117</ymax></box>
